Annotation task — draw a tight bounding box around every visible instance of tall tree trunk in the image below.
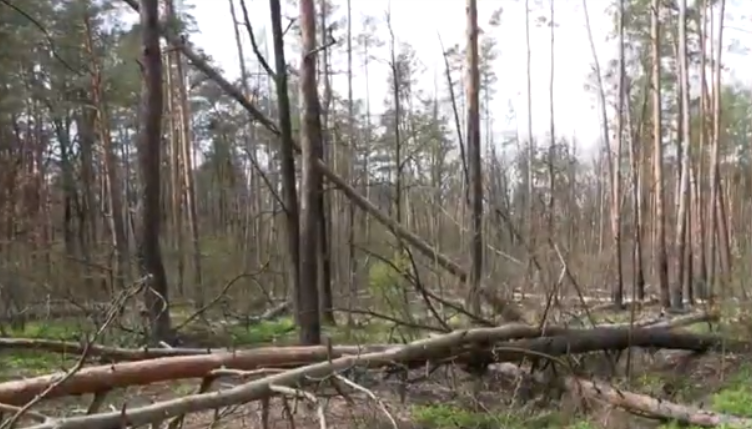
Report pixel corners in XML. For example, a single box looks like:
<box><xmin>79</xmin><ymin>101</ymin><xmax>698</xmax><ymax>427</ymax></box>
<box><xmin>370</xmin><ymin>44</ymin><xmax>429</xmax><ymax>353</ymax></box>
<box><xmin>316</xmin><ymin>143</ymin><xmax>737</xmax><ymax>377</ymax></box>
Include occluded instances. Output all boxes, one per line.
<box><xmin>674</xmin><ymin>0</ymin><xmax>692</xmax><ymax>310</ymax></box>
<box><xmin>547</xmin><ymin>0</ymin><xmax>557</xmax><ymax>301</ymax></box>
<box><xmin>651</xmin><ymin>0</ymin><xmax>670</xmax><ymax>308</ymax></box>
<box><xmin>164</xmin><ymin>0</ymin><xmax>202</xmax><ymax>307</ymax></box>
<box><xmin>524</xmin><ymin>0</ymin><xmax>536</xmax><ymax>294</ymax></box>
<box><xmin>708</xmin><ymin>0</ymin><xmax>728</xmax><ymax>297</ymax></box>
<box><xmin>612</xmin><ymin>0</ymin><xmax>625</xmax><ymax>307</ymax></box>
<box><xmin>465</xmin><ymin>0</ymin><xmax>482</xmax><ymax>314</ymax></box>
<box><xmin>694</xmin><ymin>0</ymin><xmax>709</xmax><ymax>300</ymax></box>
<box><xmin>627</xmin><ymin>76</ymin><xmax>649</xmax><ymax>301</ymax></box>
<box><xmin>297</xmin><ymin>0</ymin><xmax>323</xmax><ymax>345</ymax></box>
<box><xmin>269</xmin><ymin>0</ymin><xmax>301</xmax><ymax>326</ymax></box>
<box><xmin>83</xmin><ymin>11</ymin><xmax>129</xmax><ymax>292</ymax></box>
<box><xmin>386</xmin><ymin>12</ymin><xmax>402</xmax><ymax>226</ymax></box>
<box><xmin>345</xmin><ymin>0</ymin><xmax>356</xmax><ymax>328</ymax></box>
<box><xmin>138</xmin><ymin>0</ymin><xmax>172</xmax><ymax>344</ymax></box>
<box><xmin>582</xmin><ymin>0</ymin><xmax>616</xmax><ymax>298</ymax></box>
<box><xmin>164</xmin><ymin>42</ymin><xmax>185</xmax><ymax>296</ymax></box>
<box><xmin>317</xmin><ymin>0</ymin><xmax>335</xmax><ymax>325</ymax></box>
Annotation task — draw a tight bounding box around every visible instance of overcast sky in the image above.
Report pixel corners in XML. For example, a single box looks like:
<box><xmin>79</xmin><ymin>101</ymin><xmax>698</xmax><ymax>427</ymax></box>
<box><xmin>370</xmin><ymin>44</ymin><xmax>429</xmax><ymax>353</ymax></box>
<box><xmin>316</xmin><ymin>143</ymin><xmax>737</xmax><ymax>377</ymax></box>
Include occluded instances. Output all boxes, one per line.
<box><xmin>179</xmin><ymin>0</ymin><xmax>751</xmax><ymax>156</ymax></box>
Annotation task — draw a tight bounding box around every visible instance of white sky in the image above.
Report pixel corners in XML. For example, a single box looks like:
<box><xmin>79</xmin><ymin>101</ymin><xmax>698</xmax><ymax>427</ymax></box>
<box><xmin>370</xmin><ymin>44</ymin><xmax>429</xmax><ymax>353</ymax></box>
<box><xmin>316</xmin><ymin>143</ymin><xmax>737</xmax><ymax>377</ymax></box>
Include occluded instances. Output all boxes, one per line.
<box><xmin>183</xmin><ymin>0</ymin><xmax>750</xmax><ymax>155</ymax></box>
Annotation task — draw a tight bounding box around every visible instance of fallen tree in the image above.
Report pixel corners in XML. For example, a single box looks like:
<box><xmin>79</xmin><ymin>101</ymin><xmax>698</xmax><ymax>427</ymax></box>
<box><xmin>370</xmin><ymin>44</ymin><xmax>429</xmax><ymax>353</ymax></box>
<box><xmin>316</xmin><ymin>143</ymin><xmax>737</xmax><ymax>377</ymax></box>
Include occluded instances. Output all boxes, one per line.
<box><xmin>1</xmin><ymin>323</ymin><xmax>747</xmax><ymax>407</ymax></box>
<box><xmin>492</xmin><ymin>363</ymin><xmax>752</xmax><ymax>428</ymax></box>
<box><xmin>15</xmin><ymin>325</ymin><xmax>752</xmax><ymax>429</ymax></box>
<box><xmin>0</xmin><ymin>310</ymin><xmax>712</xmax><ymax>357</ymax></box>
<box><xmin>0</xmin><ymin>310</ymin><xmax>714</xmax><ymax>366</ymax></box>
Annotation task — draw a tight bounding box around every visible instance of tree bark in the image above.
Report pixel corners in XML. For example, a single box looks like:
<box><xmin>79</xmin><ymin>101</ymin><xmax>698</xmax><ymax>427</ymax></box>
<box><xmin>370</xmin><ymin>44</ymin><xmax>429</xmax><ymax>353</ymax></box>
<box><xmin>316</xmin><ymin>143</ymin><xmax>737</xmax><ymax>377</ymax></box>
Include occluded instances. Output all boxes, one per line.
<box><xmin>297</xmin><ymin>0</ymin><xmax>323</xmax><ymax>345</ymax></box>
<box><xmin>269</xmin><ymin>0</ymin><xmax>301</xmax><ymax>327</ymax></box>
<box><xmin>465</xmin><ymin>0</ymin><xmax>482</xmax><ymax>315</ymax></box>
<box><xmin>137</xmin><ymin>0</ymin><xmax>172</xmax><ymax>343</ymax></box>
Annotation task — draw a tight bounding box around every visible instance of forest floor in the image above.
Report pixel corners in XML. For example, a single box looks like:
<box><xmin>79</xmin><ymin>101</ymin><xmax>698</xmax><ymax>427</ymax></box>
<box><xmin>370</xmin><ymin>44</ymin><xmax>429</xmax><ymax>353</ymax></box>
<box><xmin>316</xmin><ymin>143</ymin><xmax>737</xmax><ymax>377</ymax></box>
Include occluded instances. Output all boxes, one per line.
<box><xmin>2</xmin><ymin>304</ymin><xmax>752</xmax><ymax>429</ymax></box>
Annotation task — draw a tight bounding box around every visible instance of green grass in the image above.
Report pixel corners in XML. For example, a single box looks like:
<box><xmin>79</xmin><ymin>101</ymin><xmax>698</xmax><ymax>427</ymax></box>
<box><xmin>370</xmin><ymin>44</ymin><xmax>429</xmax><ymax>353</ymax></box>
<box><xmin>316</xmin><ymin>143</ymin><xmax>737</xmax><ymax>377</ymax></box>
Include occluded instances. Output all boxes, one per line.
<box><xmin>656</xmin><ymin>363</ymin><xmax>752</xmax><ymax>429</ymax></box>
<box><xmin>0</xmin><ymin>319</ymin><xmax>99</xmax><ymax>377</ymax></box>
<box><xmin>410</xmin><ymin>404</ymin><xmax>594</xmax><ymax>429</ymax></box>
<box><xmin>709</xmin><ymin>364</ymin><xmax>752</xmax><ymax>417</ymax></box>
<box><xmin>228</xmin><ymin>317</ymin><xmax>403</xmax><ymax>345</ymax></box>
<box><xmin>7</xmin><ymin>318</ymin><xmax>88</xmax><ymax>340</ymax></box>
<box><xmin>226</xmin><ymin>317</ymin><xmax>297</xmax><ymax>344</ymax></box>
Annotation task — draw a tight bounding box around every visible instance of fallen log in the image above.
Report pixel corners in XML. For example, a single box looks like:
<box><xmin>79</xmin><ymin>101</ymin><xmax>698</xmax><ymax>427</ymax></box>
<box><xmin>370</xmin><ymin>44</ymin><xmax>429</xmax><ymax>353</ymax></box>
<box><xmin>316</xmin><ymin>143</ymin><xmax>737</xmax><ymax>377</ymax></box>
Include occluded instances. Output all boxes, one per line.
<box><xmin>0</xmin><ymin>345</ymin><xmax>376</xmax><ymax>406</ymax></box>
<box><xmin>1</xmin><ymin>324</ymin><xmax>748</xmax><ymax>407</ymax></box>
<box><xmin>0</xmin><ymin>312</ymin><xmax>716</xmax><ymax>364</ymax></box>
<box><xmin>598</xmin><ymin>311</ymin><xmax>716</xmax><ymax>330</ymax></box>
<box><xmin>0</xmin><ymin>309</ymin><xmax>713</xmax><ymax>366</ymax></box>
<box><xmin>22</xmin><ymin>326</ymin><xmax>752</xmax><ymax>429</ymax></box>
<box><xmin>641</xmin><ymin>312</ymin><xmax>716</xmax><ymax>330</ymax></box>
<box><xmin>486</xmin><ymin>326</ymin><xmax>750</xmax><ymax>364</ymax></box>
<box><xmin>492</xmin><ymin>363</ymin><xmax>752</xmax><ymax>428</ymax></box>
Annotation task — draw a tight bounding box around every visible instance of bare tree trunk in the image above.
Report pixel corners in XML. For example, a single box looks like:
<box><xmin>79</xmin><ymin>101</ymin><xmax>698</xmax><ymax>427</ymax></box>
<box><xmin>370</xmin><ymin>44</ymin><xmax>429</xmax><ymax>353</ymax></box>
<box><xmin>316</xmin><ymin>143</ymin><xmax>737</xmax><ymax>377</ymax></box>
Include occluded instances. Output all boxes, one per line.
<box><xmin>524</xmin><ymin>0</ymin><xmax>536</xmax><ymax>294</ymax></box>
<box><xmin>465</xmin><ymin>0</ymin><xmax>482</xmax><ymax>314</ymax></box>
<box><xmin>174</xmin><ymin>32</ymin><xmax>202</xmax><ymax>308</ymax></box>
<box><xmin>694</xmin><ymin>0</ymin><xmax>709</xmax><ymax>299</ymax></box>
<box><xmin>651</xmin><ymin>0</ymin><xmax>670</xmax><ymax>308</ymax></box>
<box><xmin>164</xmin><ymin>42</ymin><xmax>184</xmax><ymax>296</ymax></box>
<box><xmin>673</xmin><ymin>0</ymin><xmax>692</xmax><ymax>310</ymax></box>
<box><xmin>83</xmin><ymin>12</ymin><xmax>129</xmax><ymax>292</ymax></box>
<box><xmin>627</xmin><ymin>76</ymin><xmax>649</xmax><ymax>301</ymax></box>
<box><xmin>612</xmin><ymin>0</ymin><xmax>625</xmax><ymax>307</ymax></box>
<box><xmin>269</xmin><ymin>0</ymin><xmax>301</xmax><ymax>326</ymax></box>
<box><xmin>297</xmin><ymin>0</ymin><xmax>323</xmax><ymax>345</ymax></box>
<box><xmin>345</xmin><ymin>0</ymin><xmax>356</xmax><ymax>329</ymax></box>
<box><xmin>708</xmin><ymin>0</ymin><xmax>727</xmax><ymax>298</ymax></box>
<box><xmin>547</xmin><ymin>0</ymin><xmax>557</xmax><ymax>300</ymax></box>
<box><xmin>386</xmin><ymin>11</ymin><xmax>402</xmax><ymax>226</ymax></box>
<box><xmin>583</xmin><ymin>0</ymin><xmax>617</xmax><ymax>299</ymax></box>
<box><xmin>137</xmin><ymin>0</ymin><xmax>172</xmax><ymax>344</ymax></box>
<box><xmin>166</xmin><ymin>0</ymin><xmax>202</xmax><ymax>307</ymax></box>
<box><xmin>317</xmin><ymin>0</ymin><xmax>335</xmax><ymax>325</ymax></box>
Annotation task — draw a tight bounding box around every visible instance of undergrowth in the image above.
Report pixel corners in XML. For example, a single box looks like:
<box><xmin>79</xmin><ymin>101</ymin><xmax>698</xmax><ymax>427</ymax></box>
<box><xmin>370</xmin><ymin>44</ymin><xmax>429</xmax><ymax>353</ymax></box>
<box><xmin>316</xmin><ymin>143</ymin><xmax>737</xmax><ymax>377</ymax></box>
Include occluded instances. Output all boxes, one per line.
<box><xmin>410</xmin><ymin>403</ymin><xmax>593</xmax><ymax>429</ymax></box>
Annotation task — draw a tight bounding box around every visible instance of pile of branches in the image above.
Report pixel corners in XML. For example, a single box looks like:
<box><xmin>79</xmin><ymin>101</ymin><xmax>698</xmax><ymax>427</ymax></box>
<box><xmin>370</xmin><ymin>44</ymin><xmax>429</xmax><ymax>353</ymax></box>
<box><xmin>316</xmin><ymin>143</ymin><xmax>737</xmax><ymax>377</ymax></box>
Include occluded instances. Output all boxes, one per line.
<box><xmin>0</xmin><ymin>311</ymin><xmax>750</xmax><ymax>429</ymax></box>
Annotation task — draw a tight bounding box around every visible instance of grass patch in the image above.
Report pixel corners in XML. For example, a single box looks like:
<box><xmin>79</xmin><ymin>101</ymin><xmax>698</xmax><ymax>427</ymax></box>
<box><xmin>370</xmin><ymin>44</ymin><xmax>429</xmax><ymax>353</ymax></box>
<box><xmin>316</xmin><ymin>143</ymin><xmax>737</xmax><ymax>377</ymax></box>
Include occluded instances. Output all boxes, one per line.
<box><xmin>410</xmin><ymin>404</ymin><xmax>593</xmax><ymax>429</ymax></box>
<box><xmin>226</xmin><ymin>317</ymin><xmax>401</xmax><ymax>345</ymax></box>
<box><xmin>709</xmin><ymin>364</ymin><xmax>752</xmax><ymax>417</ymax></box>
<box><xmin>0</xmin><ymin>319</ymin><xmax>107</xmax><ymax>377</ymax></box>
<box><xmin>0</xmin><ymin>350</ymin><xmax>77</xmax><ymax>377</ymax></box>
<box><xmin>7</xmin><ymin>319</ymin><xmax>87</xmax><ymax>341</ymax></box>
<box><xmin>411</xmin><ymin>404</ymin><xmax>516</xmax><ymax>429</ymax></box>
<box><xmin>657</xmin><ymin>363</ymin><xmax>752</xmax><ymax>428</ymax></box>
<box><xmin>227</xmin><ymin>317</ymin><xmax>297</xmax><ymax>345</ymax></box>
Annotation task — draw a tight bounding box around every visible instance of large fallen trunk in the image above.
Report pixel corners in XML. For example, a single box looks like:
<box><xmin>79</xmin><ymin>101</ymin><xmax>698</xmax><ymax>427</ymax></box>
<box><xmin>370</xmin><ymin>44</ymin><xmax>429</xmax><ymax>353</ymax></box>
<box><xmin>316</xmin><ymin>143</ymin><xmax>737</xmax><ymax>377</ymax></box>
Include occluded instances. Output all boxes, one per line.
<box><xmin>493</xmin><ymin>363</ymin><xmax>752</xmax><ymax>428</ymax></box>
<box><xmin>482</xmin><ymin>325</ymin><xmax>749</xmax><ymax>364</ymax></box>
<box><xmin>0</xmin><ymin>345</ymin><xmax>373</xmax><ymax>406</ymax></box>
<box><xmin>0</xmin><ymin>312</ymin><xmax>712</xmax><ymax>364</ymax></box>
<box><xmin>21</xmin><ymin>327</ymin><xmax>752</xmax><ymax>429</ymax></box>
<box><xmin>1</xmin><ymin>324</ymin><xmax>747</xmax><ymax>406</ymax></box>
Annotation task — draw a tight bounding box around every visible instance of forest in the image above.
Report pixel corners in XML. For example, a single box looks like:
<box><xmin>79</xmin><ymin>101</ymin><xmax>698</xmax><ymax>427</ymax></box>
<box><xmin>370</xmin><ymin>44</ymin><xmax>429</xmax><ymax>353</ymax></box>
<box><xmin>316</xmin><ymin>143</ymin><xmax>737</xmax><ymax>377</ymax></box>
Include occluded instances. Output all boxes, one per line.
<box><xmin>0</xmin><ymin>0</ymin><xmax>751</xmax><ymax>427</ymax></box>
